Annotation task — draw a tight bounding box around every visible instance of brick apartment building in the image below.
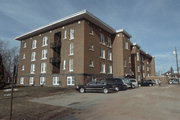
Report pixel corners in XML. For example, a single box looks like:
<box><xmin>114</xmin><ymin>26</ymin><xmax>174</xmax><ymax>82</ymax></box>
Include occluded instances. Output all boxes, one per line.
<box><xmin>15</xmin><ymin>10</ymin><xmax>155</xmax><ymax>87</ymax></box>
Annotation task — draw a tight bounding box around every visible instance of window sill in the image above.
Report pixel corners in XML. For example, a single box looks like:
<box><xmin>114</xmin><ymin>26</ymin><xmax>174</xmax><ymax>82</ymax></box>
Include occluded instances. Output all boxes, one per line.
<box><xmin>41</xmin><ymin>72</ymin><xmax>46</xmax><ymax>74</ymax></box>
<box><xmin>32</xmin><ymin>47</ymin><xmax>37</xmax><ymax>50</ymax></box>
<box><xmin>41</xmin><ymin>58</ymin><xmax>47</xmax><ymax>60</ymax></box>
<box><xmin>100</xmin><ymin>72</ymin><xmax>106</xmax><ymax>74</ymax></box>
<box><xmin>42</xmin><ymin>45</ymin><xmax>48</xmax><ymax>47</ymax></box>
<box><xmin>31</xmin><ymin>60</ymin><xmax>36</xmax><ymax>62</ymax></box>
<box><xmin>69</xmin><ymin>38</ymin><xmax>74</xmax><ymax>40</ymax></box>
<box><xmin>68</xmin><ymin>54</ymin><xmax>74</xmax><ymax>56</ymax></box>
<box><xmin>89</xmin><ymin>65</ymin><xmax>94</xmax><ymax>68</ymax></box>
<box><xmin>107</xmin><ymin>59</ymin><xmax>112</xmax><ymax>61</ymax></box>
<box><xmin>67</xmin><ymin>84</ymin><xmax>75</xmax><ymax>86</ymax></box>
<box><xmin>89</xmin><ymin>49</ymin><xmax>95</xmax><ymax>51</ymax></box>
<box><xmin>100</xmin><ymin>57</ymin><xmax>106</xmax><ymax>59</ymax></box>
<box><xmin>89</xmin><ymin>33</ymin><xmax>94</xmax><ymax>36</ymax></box>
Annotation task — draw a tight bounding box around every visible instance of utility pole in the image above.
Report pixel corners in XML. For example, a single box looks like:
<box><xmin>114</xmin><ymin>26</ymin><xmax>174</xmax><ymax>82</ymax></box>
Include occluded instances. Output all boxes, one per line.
<box><xmin>173</xmin><ymin>47</ymin><xmax>180</xmax><ymax>83</ymax></box>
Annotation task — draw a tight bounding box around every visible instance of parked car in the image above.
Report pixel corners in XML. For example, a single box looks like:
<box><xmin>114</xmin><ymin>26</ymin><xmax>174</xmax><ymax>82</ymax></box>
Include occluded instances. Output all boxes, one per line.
<box><xmin>169</xmin><ymin>79</ymin><xmax>180</xmax><ymax>85</ymax></box>
<box><xmin>0</xmin><ymin>81</ymin><xmax>6</xmax><ymax>89</ymax></box>
<box><xmin>129</xmin><ymin>79</ymin><xmax>138</xmax><ymax>88</ymax></box>
<box><xmin>140</xmin><ymin>80</ymin><xmax>156</xmax><ymax>86</ymax></box>
<box><xmin>76</xmin><ymin>81</ymin><xmax>116</xmax><ymax>94</ymax></box>
<box><xmin>104</xmin><ymin>78</ymin><xmax>128</xmax><ymax>91</ymax></box>
<box><xmin>122</xmin><ymin>78</ymin><xmax>132</xmax><ymax>88</ymax></box>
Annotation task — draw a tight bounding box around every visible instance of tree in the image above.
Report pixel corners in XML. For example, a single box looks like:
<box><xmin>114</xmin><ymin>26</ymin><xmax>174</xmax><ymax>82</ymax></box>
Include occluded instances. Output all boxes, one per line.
<box><xmin>0</xmin><ymin>40</ymin><xmax>19</xmax><ymax>83</ymax></box>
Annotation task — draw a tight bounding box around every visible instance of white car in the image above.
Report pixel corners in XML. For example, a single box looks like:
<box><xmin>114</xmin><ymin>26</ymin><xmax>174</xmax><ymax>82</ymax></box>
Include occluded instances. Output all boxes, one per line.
<box><xmin>129</xmin><ymin>79</ymin><xmax>138</xmax><ymax>88</ymax></box>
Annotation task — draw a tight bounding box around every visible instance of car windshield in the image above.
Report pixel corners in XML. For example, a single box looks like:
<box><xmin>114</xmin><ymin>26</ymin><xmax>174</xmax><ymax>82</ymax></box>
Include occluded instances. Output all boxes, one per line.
<box><xmin>130</xmin><ymin>79</ymin><xmax>136</xmax><ymax>82</ymax></box>
<box><xmin>122</xmin><ymin>78</ymin><xmax>130</xmax><ymax>84</ymax></box>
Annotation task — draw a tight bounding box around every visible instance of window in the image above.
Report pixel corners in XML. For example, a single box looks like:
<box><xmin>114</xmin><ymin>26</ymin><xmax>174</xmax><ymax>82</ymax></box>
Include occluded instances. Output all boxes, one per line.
<box><xmin>129</xmin><ymin>57</ymin><xmax>131</xmax><ymax>63</ymax></box>
<box><xmin>41</xmin><ymin>63</ymin><xmax>46</xmax><ymax>73</ymax></box>
<box><xmin>100</xmin><ymin>48</ymin><xmax>105</xmax><ymax>59</ymax></box>
<box><xmin>138</xmin><ymin>75</ymin><xmax>141</xmax><ymax>81</ymax></box>
<box><xmin>148</xmin><ymin>74</ymin><xmax>150</xmax><ymax>77</ymax></box>
<box><xmin>125</xmin><ymin>41</ymin><xmax>129</xmax><ymax>49</ymax></box>
<box><xmin>22</xmin><ymin>54</ymin><xmax>25</xmax><ymax>59</ymax></box>
<box><xmin>100</xmin><ymin>33</ymin><xmax>105</xmax><ymax>44</ymax></box>
<box><xmin>142</xmin><ymin>65</ymin><xmax>145</xmax><ymax>70</ymax></box>
<box><xmin>69</xmin><ymin>43</ymin><xmax>74</xmax><ymax>55</ymax></box>
<box><xmin>143</xmin><ymin>73</ymin><xmax>145</xmax><ymax>78</ymax></box>
<box><xmin>89</xmin><ymin>60</ymin><xmax>94</xmax><ymax>67</ymax></box>
<box><xmin>29</xmin><ymin>77</ymin><xmax>34</xmax><ymax>85</ymax></box>
<box><xmin>42</xmin><ymin>49</ymin><xmax>47</xmax><ymax>59</ymax></box>
<box><xmin>137</xmin><ymin>52</ymin><xmax>140</xmax><ymax>61</ymax></box>
<box><xmin>22</xmin><ymin>42</ymin><xmax>26</xmax><ymax>48</ymax></box>
<box><xmin>107</xmin><ymin>37</ymin><xmax>112</xmax><ymax>47</ymax></box>
<box><xmin>147</xmin><ymin>67</ymin><xmax>150</xmax><ymax>71</ymax></box>
<box><xmin>69</xmin><ymin>59</ymin><xmax>74</xmax><ymax>72</ymax></box>
<box><xmin>100</xmin><ymin>62</ymin><xmax>106</xmax><ymax>73</ymax></box>
<box><xmin>89</xmin><ymin>28</ymin><xmax>94</xmax><ymax>35</ymax></box>
<box><xmin>22</xmin><ymin>65</ymin><xmax>25</xmax><ymax>71</ymax></box>
<box><xmin>67</xmin><ymin>76</ymin><xmax>75</xmax><ymax>86</ymax></box>
<box><xmin>30</xmin><ymin>64</ymin><xmax>35</xmax><ymax>74</ymax></box>
<box><xmin>108</xmin><ymin>64</ymin><xmax>112</xmax><ymax>74</ymax></box>
<box><xmin>137</xmin><ymin>66</ymin><xmax>140</xmax><ymax>72</ymax></box>
<box><xmin>147</xmin><ymin>61</ymin><xmax>149</xmax><ymax>65</ymax></box>
<box><xmin>64</xmin><ymin>30</ymin><xmax>67</xmax><ymax>39</ymax></box>
<box><xmin>107</xmin><ymin>51</ymin><xmax>112</xmax><ymax>61</ymax></box>
<box><xmin>20</xmin><ymin>77</ymin><xmax>24</xmax><ymax>84</ymax></box>
<box><xmin>32</xmin><ymin>40</ymin><xmax>37</xmax><ymax>49</ymax></box>
<box><xmin>40</xmin><ymin>77</ymin><xmax>46</xmax><ymax>85</ymax></box>
<box><xmin>63</xmin><ymin>60</ymin><xmax>66</xmax><ymax>70</ymax></box>
<box><xmin>31</xmin><ymin>52</ymin><xmax>36</xmax><ymax>61</ymax></box>
<box><xmin>70</xmin><ymin>28</ymin><xmax>75</xmax><ymax>40</ymax></box>
<box><xmin>42</xmin><ymin>36</ymin><xmax>48</xmax><ymax>46</ymax></box>
<box><xmin>89</xmin><ymin>44</ymin><xmax>95</xmax><ymax>51</ymax></box>
<box><xmin>53</xmin><ymin>77</ymin><xmax>59</xmax><ymax>85</ymax></box>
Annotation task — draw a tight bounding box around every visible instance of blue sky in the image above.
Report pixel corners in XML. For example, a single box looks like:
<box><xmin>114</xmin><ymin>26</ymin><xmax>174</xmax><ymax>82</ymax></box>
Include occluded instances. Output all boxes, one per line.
<box><xmin>0</xmin><ymin>0</ymin><xmax>180</xmax><ymax>73</ymax></box>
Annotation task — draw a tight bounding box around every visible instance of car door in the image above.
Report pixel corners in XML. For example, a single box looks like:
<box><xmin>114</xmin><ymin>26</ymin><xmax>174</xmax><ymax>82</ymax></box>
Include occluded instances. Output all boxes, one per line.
<box><xmin>85</xmin><ymin>82</ymin><xmax>97</xmax><ymax>92</ymax></box>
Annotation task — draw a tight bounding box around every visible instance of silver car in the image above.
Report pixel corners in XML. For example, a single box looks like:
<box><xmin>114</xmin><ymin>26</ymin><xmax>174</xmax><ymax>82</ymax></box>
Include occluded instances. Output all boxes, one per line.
<box><xmin>129</xmin><ymin>79</ymin><xmax>138</xmax><ymax>88</ymax></box>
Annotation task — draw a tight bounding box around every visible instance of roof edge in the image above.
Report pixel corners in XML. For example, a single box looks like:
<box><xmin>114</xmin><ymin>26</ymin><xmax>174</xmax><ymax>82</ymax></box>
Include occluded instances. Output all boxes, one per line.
<box><xmin>116</xmin><ymin>29</ymin><xmax>132</xmax><ymax>38</ymax></box>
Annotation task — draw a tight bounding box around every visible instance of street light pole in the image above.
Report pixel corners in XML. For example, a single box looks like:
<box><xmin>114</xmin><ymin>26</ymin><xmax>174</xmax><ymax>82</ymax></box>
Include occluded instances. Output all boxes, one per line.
<box><xmin>173</xmin><ymin>47</ymin><xmax>180</xmax><ymax>82</ymax></box>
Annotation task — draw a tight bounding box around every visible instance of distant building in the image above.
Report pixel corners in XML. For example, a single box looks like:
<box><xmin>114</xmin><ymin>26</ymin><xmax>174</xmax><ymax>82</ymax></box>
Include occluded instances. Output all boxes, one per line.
<box><xmin>15</xmin><ymin>10</ymin><xmax>155</xmax><ymax>87</ymax></box>
<box><xmin>0</xmin><ymin>54</ymin><xmax>4</xmax><ymax>82</ymax></box>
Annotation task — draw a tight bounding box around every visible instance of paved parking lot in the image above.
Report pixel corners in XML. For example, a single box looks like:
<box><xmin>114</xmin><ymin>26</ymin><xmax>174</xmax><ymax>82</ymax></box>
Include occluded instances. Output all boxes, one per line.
<box><xmin>31</xmin><ymin>85</ymin><xmax>180</xmax><ymax>120</ymax></box>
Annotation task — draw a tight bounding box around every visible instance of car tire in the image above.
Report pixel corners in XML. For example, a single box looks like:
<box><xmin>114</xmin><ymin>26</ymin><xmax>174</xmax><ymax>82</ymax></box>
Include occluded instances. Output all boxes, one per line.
<box><xmin>79</xmin><ymin>88</ymin><xmax>85</xmax><ymax>93</ymax></box>
<box><xmin>115</xmin><ymin>87</ymin><xmax>119</xmax><ymax>91</ymax></box>
<box><xmin>149</xmin><ymin>84</ymin><xmax>152</xmax><ymax>87</ymax></box>
<box><xmin>103</xmin><ymin>88</ymin><xmax>108</xmax><ymax>94</ymax></box>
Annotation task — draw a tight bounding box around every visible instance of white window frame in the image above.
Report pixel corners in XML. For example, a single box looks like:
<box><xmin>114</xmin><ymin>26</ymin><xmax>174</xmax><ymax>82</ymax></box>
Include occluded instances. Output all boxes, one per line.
<box><xmin>53</xmin><ymin>77</ymin><xmax>59</xmax><ymax>85</ymax></box>
<box><xmin>137</xmin><ymin>66</ymin><xmax>140</xmax><ymax>72</ymax></box>
<box><xmin>22</xmin><ymin>54</ymin><xmax>26</xmax><ymax>59</ymax></box>
<box><xmin>125</xmin><ymin>41</ymin><xmax>129</xmax><ymax>50</ymax></box>
<box><xmin>67</xmin><ymin>76</ymin><xmax>75</xmax><ymax>86</ymax></box>
<box><xmin>147</xmin><ymin>67</ymin><xmax>150</xmax><ymax>71</ymax></box>
<box><xmin>32</xmin><ymin>40</ymin><xmax>37</xmax><ymax>49</ymax></box>
<box><xmin>100</xmin><ymin>62</ymin><xmax>106</xmax><ymax>73</ymax></box>
<box><xmin>20</xmin><ymin>77</ymin><xmax>24</xmax><ymax>84</ymax></box>
<box><xmin>108</xmin><ymin>64</ymin><xmax>112</xmax><ymax>74</ymax></box>
<box><xmin>41</xmin><ymin>49</ymin><xmax>47</xmax><ymax>60</ymax></box>
<box><xmin>22</xmin><ymin>65</ymin><xmax>25</xmax><ymax>71</ymax></box>
<box><xmin>64</xmin><ymin>30</ymin><xmax>67</xmax><ymax>39</ymax></box>
<box><xmin>89</xmin><ymin>44</ymin><xmax>95</xmax><ymax>51</ymax></box>
<box><xmin>100</xmin><ymin>48</ymin><xmax>105</xmax><ymax>59</ymax></box>
<box><xmin>70</xmin><ymin>28</ymin><xmax>75</xmax><ymax>40</ymax></box>
<box><xmin>89</xmin><ymin>60</ymin><xmax>94</xmax><ymax>67</ymax></box>
<box><xmin>22</xmin><ymin>42</ymin><xmax>26</xmax><ymax>48</ymax></box>
<box><xmin>69</xmin><ymin>59</ymin><xmax>74</xmax><ymax>72</ymax></box>
<box><xmin>69</xmin><ymin>43</ymin><xmax>74</xmax><ymax>56</ymax></box>
<box><xmin>40</xmin><ymin>77</ymin><xmax>46</xmax><ymax>85</ymax></box>
<box><xmin>63</xmin><ymin>60</ymin><xmax>66</xmax><ymax>70</ymax></box>
<box><xmin>108</xmin><ymin>51</ymin><xmax>112</xmax><ymax>61</ymax></box>
<box><xmin>137</xmin><ymin>52</ymin><xmax>140</xmax><ymax>61</ymax></box>
<box><xmin>107</xmin><ymin>37</ymin><xmax>112</xmax><ymax>47</ymax></box>
<box><xmin>41</xmin><ymin>63</ymin><xmax>47</xmax><ymax>73</ymax></box>
<box><xmin>30</xmin><ymin>64</ymin><xmax>35</xmax><ymax>74</ymax></box>
<box><xmin>100</xmin><ymin>33</ymin><xmax>105</xmax><ymax>44</ymax></box>
<box><xmin>29</xmin><ymin>77</ymin><xmax>34</xmax><ymax>85</ymax></box>
<box><xmin>42</xmin><ymin>36</ymin><xmax>48</xmax><ymax>46</ymax></box>
<box><xmin>89</xmin><ymin>28</ymin><xmax>94</xmax><ymax>36</ymax></box>
<box><xmin>31</xmin><ymin>52</ymin><xmax>36</xmax><ymax>61</ymax></box>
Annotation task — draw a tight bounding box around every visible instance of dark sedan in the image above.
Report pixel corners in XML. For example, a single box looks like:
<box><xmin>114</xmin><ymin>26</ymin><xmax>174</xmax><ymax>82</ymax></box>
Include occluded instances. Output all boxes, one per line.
<box><xmin>76</xmin><ymin>81</ymin><xmax>116</xmax><ymax>94</ymax></box>
<box><xmin>140</xmin><ymin>80</ymin><xmax>156</xmax><ymax>86</ymax></box>
<box><xmin>105</xmin><ymin>78</ymin><xmax>128</xmax><ymax>91</ymax></box>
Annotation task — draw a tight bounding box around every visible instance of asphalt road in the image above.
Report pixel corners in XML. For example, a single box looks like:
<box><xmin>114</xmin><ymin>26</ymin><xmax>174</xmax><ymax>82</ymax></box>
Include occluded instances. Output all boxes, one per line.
<box><xmin>31</xmin><ymin>85</ymin><xmax>180</xmax><ymax>120</ymax></box>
